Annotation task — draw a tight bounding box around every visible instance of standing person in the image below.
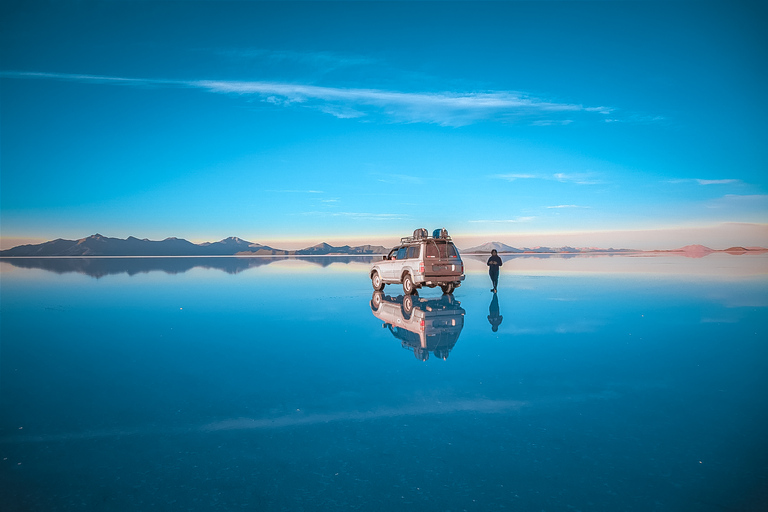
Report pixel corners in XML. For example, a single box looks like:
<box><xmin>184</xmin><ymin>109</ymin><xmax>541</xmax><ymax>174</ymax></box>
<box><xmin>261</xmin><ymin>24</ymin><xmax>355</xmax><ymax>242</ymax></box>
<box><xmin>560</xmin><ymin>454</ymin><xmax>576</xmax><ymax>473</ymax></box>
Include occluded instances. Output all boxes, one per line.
<box><xmin>487</xmin><ymin>249</ymin><xmax>502</xmax><ymax>293</ymax></box>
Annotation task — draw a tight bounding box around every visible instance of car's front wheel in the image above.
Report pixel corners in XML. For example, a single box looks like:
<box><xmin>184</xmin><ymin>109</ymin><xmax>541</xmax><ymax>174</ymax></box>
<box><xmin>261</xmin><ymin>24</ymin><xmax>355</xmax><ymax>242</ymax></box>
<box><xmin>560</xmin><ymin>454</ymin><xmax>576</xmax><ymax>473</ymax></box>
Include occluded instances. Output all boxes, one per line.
<box><xmin>371</xmin><ymin>271</ymin><xmax>385</xmax><ymax>291</ymax></box>
<box><xmin>402</xmin><ymin>274</ymin><xmax>416</xmax><ymax>295</ymax></box>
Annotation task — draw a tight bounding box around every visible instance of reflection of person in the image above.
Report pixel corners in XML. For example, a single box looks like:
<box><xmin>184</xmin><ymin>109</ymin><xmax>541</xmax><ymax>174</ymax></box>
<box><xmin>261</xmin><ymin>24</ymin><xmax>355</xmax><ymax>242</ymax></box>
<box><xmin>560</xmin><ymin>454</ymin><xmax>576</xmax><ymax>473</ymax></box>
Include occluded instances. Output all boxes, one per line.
<box><xmin>488</xmin><ymin>292</ymin><xmax>503</xmax><ymax>332</ymax></box>
<box><xmin>487</xmin><ymin>249</ymin><xmax>502</xmax><ymax>292</ymax></box>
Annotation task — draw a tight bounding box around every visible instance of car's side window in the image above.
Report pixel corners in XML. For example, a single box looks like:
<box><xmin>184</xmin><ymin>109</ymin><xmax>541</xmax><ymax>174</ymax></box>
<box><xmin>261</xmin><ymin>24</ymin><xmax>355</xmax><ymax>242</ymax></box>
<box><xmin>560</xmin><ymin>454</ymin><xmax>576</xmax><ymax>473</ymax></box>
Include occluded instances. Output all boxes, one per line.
<box><xmin>388</xmin><ymin>249</ymin><xmax>397</xmax><ymax>260</ymax></box>
<box><xmin>396</xmin><ymin>247</ymin><xmax>407</xmax><ymax>260</ymax></box>
<box><xmin>406</xmin><ymin>245</ymin><xmax>419</xmax><ymax>259</ymax></box>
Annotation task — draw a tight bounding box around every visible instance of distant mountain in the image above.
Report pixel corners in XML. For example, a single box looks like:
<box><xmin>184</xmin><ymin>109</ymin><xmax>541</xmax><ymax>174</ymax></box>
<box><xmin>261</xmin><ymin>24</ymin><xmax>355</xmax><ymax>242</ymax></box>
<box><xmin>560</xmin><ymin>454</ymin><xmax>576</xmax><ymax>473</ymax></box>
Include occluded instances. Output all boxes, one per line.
<box><xmin>462</xmin><ymin>241</ymin><xmax>635</xmax><ymax>254</ymax></box>
<box><xmin>462</xmin><ymin>242</ymin><xmax>522</xmax><ymax>253</ymax></box>
<box><xmin>646</xmin><ymin>245</ymin><xmax>768</xmax><ymax>257</ymax></box>
<box><xmin>671</xmin><ymin>244</ymin><xmax>714</xmax><ymax>258</ymax></box>
<box><xmin>0</xmin><ymin>234</ymin><xmax>387</xmax><ymax>257</ymax></box>
<box><xmin>3</xmin><ymin>235</ymin><xmax>763</xmax><ymax>258</ymax></box>
<box><xmin>295</xmin><ymin>242</ymin><xmax>388</xmax><ymax>255</ymax></box>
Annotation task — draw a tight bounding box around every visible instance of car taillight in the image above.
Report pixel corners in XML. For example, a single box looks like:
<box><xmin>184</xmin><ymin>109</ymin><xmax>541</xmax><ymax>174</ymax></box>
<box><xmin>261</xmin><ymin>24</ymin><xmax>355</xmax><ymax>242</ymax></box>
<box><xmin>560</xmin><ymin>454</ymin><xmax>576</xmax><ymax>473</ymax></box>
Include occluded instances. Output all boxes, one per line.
<box><xmin>420</xmin><ymin>320</ymin><xmax>425</xmax><ymax>331</ymax></box>
<box><xmin>419</xmin><ymin>262</ymin><xmax>424</xmax><ymax>273</ymax></box>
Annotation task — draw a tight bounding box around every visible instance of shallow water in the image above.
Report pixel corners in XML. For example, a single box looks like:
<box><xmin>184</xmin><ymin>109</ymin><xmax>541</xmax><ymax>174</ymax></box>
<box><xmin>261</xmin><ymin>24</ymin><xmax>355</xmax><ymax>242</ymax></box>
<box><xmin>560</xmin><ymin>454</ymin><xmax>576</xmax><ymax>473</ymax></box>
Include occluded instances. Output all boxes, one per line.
<box><xmin>1</xmin><ymin>254</ymin><xmax>767</xmax><ymax>511</ymax></box>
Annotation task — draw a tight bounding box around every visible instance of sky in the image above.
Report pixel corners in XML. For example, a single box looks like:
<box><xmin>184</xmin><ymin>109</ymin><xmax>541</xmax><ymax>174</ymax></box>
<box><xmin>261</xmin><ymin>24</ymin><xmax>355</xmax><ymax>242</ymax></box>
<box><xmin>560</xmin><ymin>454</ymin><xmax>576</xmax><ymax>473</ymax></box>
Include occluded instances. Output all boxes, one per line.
<box><xmin>1</xmin><ymin>0</ymin><xmax>766</xmax><ymax>251</ymax></box>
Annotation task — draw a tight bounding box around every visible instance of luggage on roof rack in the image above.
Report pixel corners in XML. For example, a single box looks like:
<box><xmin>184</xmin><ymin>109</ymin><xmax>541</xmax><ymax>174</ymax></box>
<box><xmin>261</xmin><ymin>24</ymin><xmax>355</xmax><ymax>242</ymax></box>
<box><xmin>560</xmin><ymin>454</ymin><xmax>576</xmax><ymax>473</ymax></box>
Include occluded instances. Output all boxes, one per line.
<box><xmin>400</xmin><ymin>228</ymin><xmax>451</xmax><ymax>244</ymax></box>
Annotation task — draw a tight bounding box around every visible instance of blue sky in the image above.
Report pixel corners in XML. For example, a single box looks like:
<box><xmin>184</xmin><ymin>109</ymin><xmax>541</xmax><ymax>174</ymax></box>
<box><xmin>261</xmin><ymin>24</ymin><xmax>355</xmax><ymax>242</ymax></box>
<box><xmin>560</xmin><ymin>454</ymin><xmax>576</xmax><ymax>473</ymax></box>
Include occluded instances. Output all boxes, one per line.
<box><xmin>1</xmin><ymin>0</ymin><xmax>766</xmax><ymax>250</ymax></box>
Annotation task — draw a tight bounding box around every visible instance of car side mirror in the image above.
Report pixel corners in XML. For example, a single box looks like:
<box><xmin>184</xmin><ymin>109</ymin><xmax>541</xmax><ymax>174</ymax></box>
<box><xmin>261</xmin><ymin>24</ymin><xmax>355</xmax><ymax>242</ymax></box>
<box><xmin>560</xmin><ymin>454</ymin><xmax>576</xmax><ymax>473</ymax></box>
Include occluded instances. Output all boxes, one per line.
<box><xmin>383</xmin><ymin>256</ymin><xmax>387</xmax><ymax>260</ymax></box>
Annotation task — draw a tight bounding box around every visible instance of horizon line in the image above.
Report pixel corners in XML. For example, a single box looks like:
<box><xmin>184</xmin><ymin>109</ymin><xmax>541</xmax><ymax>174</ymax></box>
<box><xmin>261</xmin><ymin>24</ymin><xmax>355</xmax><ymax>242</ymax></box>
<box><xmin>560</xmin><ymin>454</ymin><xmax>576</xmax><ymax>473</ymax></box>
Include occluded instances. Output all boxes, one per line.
<box><xmin>1</xmin><ymin>231</ymin><xmax>766</xmax><ymax>254</ymax></box>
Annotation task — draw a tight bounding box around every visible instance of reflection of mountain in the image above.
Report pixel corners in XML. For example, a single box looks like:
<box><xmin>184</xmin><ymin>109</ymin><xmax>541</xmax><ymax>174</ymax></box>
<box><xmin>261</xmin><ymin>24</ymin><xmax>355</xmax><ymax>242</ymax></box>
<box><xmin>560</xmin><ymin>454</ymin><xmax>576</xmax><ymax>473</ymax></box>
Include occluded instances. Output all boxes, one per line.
<box><xmin>0</xmin><ymin>234</ymin><xmax>387</xmax><ymax>257</ymax></box>
<box><xmin>299</xmin><ymin>256</ymin><xmax>378</xmax><ymax>267</ymax></box>
<box><xmin>0</xmin><ymin>255</ymin><xmax>380</xmax><ymax>277</ymax></box>
<box><xmin>466</xmin><ymin>253</ymin><xmax>583</xmax><ymax>264</ymax></box>
<box><xmin>370</xmin><ymin>292</ymin><xmax>465</xmax><ymax>361</ymax></box>
<box><xmin>0</xmin><ymin>257</ymin><xmax>288</xmax><ymax>278</ymax></box>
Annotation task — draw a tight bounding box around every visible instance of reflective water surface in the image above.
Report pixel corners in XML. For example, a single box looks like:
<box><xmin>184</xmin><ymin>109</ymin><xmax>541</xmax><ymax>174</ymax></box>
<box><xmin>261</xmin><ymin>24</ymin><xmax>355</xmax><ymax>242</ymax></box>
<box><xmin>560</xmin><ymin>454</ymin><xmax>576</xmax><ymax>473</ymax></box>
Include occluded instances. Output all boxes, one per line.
<box><xmin>1</xmin><ymin>254</ymin><xmax>767</xmax><ymax>511</ymax></box>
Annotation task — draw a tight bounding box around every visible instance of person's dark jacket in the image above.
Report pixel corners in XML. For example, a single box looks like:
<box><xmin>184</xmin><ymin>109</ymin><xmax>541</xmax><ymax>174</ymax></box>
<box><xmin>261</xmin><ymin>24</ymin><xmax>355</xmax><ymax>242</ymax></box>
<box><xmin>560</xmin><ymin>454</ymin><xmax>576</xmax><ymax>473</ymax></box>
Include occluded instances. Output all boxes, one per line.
<box><xmin>487</xmin><ymin>254</ymin><xmax>502</xmax><ymax>275</ymax></box>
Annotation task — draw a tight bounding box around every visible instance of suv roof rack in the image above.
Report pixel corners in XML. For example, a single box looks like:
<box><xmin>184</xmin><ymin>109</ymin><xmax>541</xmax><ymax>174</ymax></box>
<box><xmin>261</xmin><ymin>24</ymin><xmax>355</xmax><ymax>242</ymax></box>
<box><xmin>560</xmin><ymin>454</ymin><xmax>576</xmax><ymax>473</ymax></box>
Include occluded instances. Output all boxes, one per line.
<box><xmin>400</xmin><ymin>228</ymin><xmax>452</xmax><ymax>244</ymax></box>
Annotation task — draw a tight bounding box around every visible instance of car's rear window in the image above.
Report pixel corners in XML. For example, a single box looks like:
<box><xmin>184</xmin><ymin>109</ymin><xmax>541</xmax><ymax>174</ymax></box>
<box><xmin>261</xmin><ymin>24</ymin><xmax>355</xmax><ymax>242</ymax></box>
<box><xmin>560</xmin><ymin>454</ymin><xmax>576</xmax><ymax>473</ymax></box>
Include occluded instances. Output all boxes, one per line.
<box><xmin>406</xmin><ymin>246</ymin><xmax>419</xmax><ymax>259</ymax></box>
<box><xmin>425</xmin><ymin>242</ymin><xmax>459</xmax><ymax>259</ymax></box>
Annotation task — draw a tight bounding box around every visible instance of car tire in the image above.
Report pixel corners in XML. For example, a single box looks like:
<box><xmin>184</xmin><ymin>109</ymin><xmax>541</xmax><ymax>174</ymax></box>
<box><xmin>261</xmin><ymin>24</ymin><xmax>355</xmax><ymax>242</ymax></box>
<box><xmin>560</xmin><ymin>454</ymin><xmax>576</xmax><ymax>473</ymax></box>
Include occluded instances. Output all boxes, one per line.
<box><xmin>371</xmin><ymin>291</ymin><xmax>383</xmax><ymax>310</ymax></box>
<box><xmin>371</xmin><ymin>271</ymin><xmax>385</xmax><ymax>291</ymax></box>
<box><xmin>402</xmin><ymin>273</ymin><xmax>416</xmax><ymax>295</ymax></box>
<box><xmin>402</xmin><ymin>294</ymin><xmax>413</xmax><ymax>318</ymax></box>
<box><xmin>440</xmin><ymin>283</ymin><xmax>455</xmax><ymax>294</ymax></box>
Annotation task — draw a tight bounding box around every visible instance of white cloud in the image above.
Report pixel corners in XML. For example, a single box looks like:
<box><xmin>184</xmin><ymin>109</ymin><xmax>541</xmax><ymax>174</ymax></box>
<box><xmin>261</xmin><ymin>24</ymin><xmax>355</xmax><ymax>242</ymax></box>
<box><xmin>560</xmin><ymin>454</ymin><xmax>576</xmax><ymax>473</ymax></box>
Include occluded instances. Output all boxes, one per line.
<box><xmin>468</xmin><ymin>217</ymin><xmax>536</xmax><ymax>223</ymax></box>
<box><xmin>300</xmin><ymin>211</ymin><xmax>409</xmax><ymax>221</ymax></box>
<box><xmin>546</xmin><ymin>204</ymin><xmax>587</xmax><ymax>209</ymax></box>
<box><xmin>493</xmin><ymin>173</ymin><xmax>538</xmax><ymax>181</ymax></box>
<box><xmin>492</xmin><ymin>173</ymin><xmax>603</xmax><ymax>185</ymax></box>
<box><xmin>1</xmin><ymin>71</ymin><xmax>616</xmax><ymax>127</ymax></box>
<box><xmin>266</xmin><ymin>189</ymin><xmax>324</xmax><ymax>194</ymax></box>
<box><xmin>531</xmin><ymin>119</ymin><xmax>574</xmax><ymax>126</ymax></box>
<box><xmin>666</xmin><ymin>178</ymin><xmax>743</xmax><ymax>186</ymax></box>
<box><xmin>553</xmin><ymin>172</ymin><xmax>604</xmax><ymax>185</ymax></box>
<box><xmin>697</xmin><ymin>179</ymin><xmax>741</xmax><ymax>186</ymax></box>
<box><xmin>705</xmin><ymin>194</ymin><xmax>768</xmax><ymax>209</ymax></box>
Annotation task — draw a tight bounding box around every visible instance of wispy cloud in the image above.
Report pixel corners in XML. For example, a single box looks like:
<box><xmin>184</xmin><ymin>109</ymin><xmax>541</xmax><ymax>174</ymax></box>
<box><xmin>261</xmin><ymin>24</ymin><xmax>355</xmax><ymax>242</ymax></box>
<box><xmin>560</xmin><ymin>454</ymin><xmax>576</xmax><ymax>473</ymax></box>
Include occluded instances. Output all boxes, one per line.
<box><xmin>553</xmin><ymin>172</ymin><xmax>604</xmax><ymax>185</ymax></box>
<box><xmin>697</xmin><ymin>179</ymin><xmax>741</xmax><ymax>186</ymax></box>
<box><xmin>494</xmin><ymin>173</ymin><xmax>538</xmax><ymax>181</ymax></box>
<box><xmin>1</xmin><ymin>71</ymin><xmax>616</xmax><ymax>127</ymax></box>
<box><xmin>375</xmin><ymin>173</ymin><xmax>425</xmax><ymax>185</ymax></box>
<box><xmin>300</xmin><ymin>211</ymin><xmax>409</xmax><ymax>221</ymax></box>
<box><xmin>546</xmin><ymin>204</ymin><xmax>588</xmax><ymax>209</ymax></box>
<box><xmin>531</xmin><ymin>119</ymin><xmax>574</xmax><ymax>126</ymax></box>
<box><xmin>705</xmin><ymin>194</ymin><xmax>768</xmax><ymax>210</ymax></box>
<box><xmin>493</xmin><ymin>172</ymin><xmax>603</xmax><ymax>185</ymax></box>
<box><xmin>666</xmin><ymin>178</ymin><xmax>743</xmax><ymax>186</ymax></box>
<box><xmin>266</xmin><ymin>189</ymin><xmax>324</xmax><ymax>194</ymax></box>
<box><xmin>468</xmin><ymin>216</ymin><xmax>536</xmax><ymax>224</ymax></box>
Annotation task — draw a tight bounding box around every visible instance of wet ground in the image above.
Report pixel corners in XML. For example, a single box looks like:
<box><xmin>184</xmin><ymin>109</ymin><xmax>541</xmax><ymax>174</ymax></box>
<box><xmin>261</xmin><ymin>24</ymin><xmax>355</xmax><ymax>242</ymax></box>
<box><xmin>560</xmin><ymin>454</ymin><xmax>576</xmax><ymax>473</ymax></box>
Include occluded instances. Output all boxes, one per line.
<box><xmin>1</xmin><ymin>254</ymin><xmax>766</xmax><ymax>511</ymax></box>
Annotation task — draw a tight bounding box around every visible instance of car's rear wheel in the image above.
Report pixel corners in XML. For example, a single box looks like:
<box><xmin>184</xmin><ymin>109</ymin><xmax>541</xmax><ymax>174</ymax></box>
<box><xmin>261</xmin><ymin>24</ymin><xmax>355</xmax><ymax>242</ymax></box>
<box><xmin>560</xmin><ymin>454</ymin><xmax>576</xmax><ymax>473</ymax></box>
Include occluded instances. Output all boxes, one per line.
<box><xmin>402</xmin><ymin>274</ymin><xmax>416</xmax><ymax>295</ymax></box>
<box><xmin>440</xmin><ymin>283</ymin><xmax>455</xmax><ymax>294</ymax></box>
<box><xmin>371</xmin><ymin>291</ymin><xmax>383</xmax><ymax>310</ymax></box>
<box><xmin>371</xmin><ymin>271</ymin><xmax>385</xmax><ymax>291</ymax></box>
<box><xmin>402</xmin><ymin>294</ymin><xmax>413</xmax><ymax>318</ymax></box>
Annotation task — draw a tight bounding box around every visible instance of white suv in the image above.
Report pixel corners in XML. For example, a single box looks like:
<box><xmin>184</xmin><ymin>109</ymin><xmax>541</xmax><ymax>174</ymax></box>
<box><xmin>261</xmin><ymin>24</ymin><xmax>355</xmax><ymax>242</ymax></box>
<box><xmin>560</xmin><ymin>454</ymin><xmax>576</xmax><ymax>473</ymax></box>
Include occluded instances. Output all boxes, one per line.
<box><xmin>370</xmin><ymin>228</ymin><xmax>465</xmax><ymax>295</ymax></box>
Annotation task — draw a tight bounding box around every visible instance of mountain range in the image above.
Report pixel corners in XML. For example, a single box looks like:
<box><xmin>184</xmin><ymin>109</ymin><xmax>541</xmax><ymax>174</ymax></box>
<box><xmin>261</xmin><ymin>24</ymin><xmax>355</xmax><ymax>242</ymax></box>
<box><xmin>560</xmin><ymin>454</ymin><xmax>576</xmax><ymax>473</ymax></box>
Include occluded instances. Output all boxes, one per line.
<box><xmin>1</xmin><ymin>235</ymin><xmax>765</xmax><ymax>258</ymax></box>
<box><xmin>0</xmin><ymin>234</ymin><xmax>388</xmax><ymax>257</ymax></box>
<box><xmin>462</xmin><ymin>241</ymin><xmax>767</xmax><ymax>255</ymax></box>
<box><xmin>462</xmin><ymin>241</ymin><xmax>635</xmax><ymax>254</ymax></box>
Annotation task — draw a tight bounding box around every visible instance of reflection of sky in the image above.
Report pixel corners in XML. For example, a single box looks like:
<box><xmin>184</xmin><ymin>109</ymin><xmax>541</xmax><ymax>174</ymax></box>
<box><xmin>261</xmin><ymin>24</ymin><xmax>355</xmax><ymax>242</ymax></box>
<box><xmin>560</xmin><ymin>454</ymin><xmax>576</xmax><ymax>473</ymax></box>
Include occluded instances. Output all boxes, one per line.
<box><xmin>1</xmin><ymin>255</ymin><xmax>767</xmax><ymax>511</ymax></box>
<box><xmin>464</xmin><ymin>252</ymin><xmax>768</xmax><ymax>277</ymax></box>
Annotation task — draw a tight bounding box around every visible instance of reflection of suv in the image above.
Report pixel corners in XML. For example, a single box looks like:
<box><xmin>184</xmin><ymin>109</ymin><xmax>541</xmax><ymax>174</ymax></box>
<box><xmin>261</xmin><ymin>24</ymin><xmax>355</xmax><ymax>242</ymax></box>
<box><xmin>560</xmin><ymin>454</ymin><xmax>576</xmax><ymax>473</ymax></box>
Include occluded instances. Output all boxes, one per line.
<box><xmin>370</xmin><ymin>291</ymin><xmax>465</xmax><ymax>361</ymax></box>
<box><xmin>370</xmin><ymin>228</ymin><xmax>464</xmax><ymax>295</ymax></box>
